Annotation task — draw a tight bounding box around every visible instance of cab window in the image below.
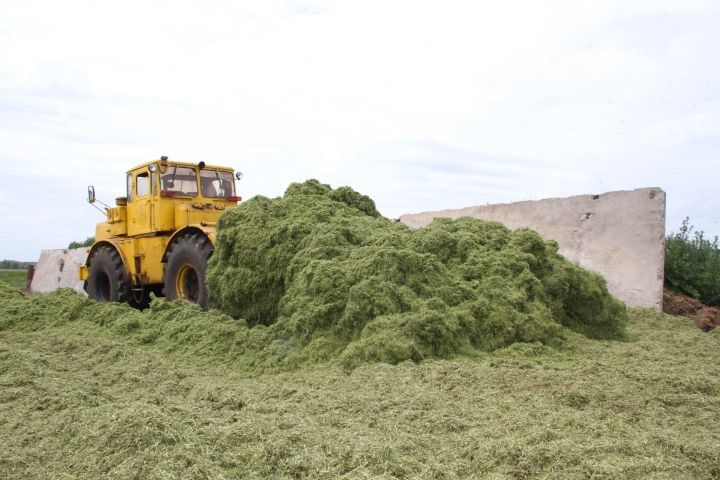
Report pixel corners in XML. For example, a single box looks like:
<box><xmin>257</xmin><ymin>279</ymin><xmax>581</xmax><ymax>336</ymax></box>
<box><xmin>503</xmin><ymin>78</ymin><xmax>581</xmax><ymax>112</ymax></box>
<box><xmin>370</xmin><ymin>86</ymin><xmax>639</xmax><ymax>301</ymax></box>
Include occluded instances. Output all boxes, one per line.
<box><xmin>136</xmin><ymin>172</ymin><xmax>150</xmax><ymax>197</ymax></box>
<box><xmin>200</xmin><ymin>170</ymin><xmax>236</xmax><ymax>198</ymax></box>
<box><xmin>160</xmin><ymin>166</ymin><xmax>198</xmax><ymax>197</ymax></box>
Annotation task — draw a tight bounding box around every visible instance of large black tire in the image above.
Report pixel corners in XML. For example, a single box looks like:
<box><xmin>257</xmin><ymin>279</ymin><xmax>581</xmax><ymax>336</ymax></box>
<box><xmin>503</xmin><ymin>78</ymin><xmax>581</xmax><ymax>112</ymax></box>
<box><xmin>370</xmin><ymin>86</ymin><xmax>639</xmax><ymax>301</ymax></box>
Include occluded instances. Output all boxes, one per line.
<box><xmin>85</xmin><ymin>245</ymin><xmax>132</xmax><ymax>304</ymax></box>
<box><xmin>164</xmin><ymin>232</ymin><xmax>213</xmax><ymax>306</ymax></box>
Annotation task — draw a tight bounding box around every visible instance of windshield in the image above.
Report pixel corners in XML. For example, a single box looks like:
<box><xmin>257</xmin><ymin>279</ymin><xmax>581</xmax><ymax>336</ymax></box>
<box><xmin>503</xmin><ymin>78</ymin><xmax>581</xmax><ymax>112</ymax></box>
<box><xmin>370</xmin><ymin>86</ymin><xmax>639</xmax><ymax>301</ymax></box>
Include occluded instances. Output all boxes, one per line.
<box><xmin>200</xmin><ymin>170</ymin><xmax>236</xmax><ymax>198</ymax></box>
<box><xmin>160</xmin><ymin>166</ymin><xmax>198</xmax><ymax>197</ymax></box>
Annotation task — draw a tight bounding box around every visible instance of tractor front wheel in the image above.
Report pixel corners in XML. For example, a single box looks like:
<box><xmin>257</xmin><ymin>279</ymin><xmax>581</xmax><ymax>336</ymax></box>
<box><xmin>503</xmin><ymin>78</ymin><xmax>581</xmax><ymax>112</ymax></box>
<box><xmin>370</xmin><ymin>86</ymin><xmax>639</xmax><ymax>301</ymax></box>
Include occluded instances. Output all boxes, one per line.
<box><xmin>164</xmin><ymin>232</ymin><xmax>213</xmax><ymax>306</ymax></box>
<box><xmin>85</xmin><ymin>246</ymin><xmax>131</xmax><ymax>304</ymax></box>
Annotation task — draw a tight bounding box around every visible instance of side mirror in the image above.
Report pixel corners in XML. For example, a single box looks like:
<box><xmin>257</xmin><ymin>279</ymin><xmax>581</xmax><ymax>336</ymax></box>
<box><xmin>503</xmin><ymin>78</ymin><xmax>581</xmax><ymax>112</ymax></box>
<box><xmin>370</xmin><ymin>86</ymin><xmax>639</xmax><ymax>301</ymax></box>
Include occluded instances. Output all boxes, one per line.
<box><xmin>87</xmin><ymin>186</ymin><xmax>96</xmax><ymax>204</ymax></box>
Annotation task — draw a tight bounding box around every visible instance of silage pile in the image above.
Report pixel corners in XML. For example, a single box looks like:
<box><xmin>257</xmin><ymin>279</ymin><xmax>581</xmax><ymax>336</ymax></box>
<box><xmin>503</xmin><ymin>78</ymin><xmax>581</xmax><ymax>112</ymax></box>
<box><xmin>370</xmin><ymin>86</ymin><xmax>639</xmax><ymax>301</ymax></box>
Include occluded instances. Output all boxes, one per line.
<box><xmin>206</xmin><ymin>179</ymin><xmax>627</xmax><ymax>368</ymax></box>
<box><xmin>0</xmin><ymin>180</ymin><xmax>628</xmax><ymax>371</ymax></box>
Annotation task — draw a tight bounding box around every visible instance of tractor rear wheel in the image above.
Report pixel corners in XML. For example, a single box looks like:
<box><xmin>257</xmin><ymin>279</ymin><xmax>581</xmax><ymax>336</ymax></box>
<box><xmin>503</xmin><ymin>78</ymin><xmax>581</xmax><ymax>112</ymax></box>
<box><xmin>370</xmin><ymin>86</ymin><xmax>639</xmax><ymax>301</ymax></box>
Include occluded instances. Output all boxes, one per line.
<box><xmin>164</xmin><ymin>232</ymin><xmax>213</xmax><ymax>306</ymax></box>
<box><xmin>85</xmin><ymin>245</ymin><xmax>131</xmax><ymax>304</ymax></box>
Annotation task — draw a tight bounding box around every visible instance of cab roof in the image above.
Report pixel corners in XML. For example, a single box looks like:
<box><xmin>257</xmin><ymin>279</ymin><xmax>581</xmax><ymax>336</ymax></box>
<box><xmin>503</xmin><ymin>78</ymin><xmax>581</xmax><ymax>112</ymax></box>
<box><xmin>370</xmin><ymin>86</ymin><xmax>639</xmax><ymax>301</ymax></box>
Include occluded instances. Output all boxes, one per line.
<box><xmin>127</xmin><ymin>159</ymin><xmax>235</xmax><ymax>174</ymax></box>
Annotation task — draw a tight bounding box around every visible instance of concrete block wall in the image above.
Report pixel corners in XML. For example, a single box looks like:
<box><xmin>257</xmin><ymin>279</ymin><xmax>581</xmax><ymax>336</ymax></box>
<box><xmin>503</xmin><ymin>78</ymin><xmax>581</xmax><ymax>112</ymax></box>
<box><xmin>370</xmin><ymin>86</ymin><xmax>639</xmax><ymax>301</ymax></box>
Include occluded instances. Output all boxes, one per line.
<box><xmin>30</xmin><ymin>248</ymin><xmax>89</xmax><ymax>295</ymax></box>
<box><xmin>400</xmin><ymin>187</ymin><xmax>666</xmax><ymax>310</ymax></box>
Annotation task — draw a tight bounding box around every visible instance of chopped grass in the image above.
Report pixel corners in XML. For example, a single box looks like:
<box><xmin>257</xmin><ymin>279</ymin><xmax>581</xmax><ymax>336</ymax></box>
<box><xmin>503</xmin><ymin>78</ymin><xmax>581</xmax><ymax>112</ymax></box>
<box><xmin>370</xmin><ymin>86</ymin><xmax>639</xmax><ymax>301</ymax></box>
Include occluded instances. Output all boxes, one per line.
<box><xmin>206</xmin><ymin>180</ymin><xmax>627</xmax><ymax>368</ymax></box>
<box><xmin>0</xmin><ymin>287</ymin><xmax>718</xmax><ymax>478</ymax></box>
<box><xmin>0</xmin><ymin>269</ymin><xmax>26</xmax><ymax>288</ymax></box>
<box><xmin>0</xmin><ymin>181</ymin><xmax>709</xmax><ymax>477</ymax></box>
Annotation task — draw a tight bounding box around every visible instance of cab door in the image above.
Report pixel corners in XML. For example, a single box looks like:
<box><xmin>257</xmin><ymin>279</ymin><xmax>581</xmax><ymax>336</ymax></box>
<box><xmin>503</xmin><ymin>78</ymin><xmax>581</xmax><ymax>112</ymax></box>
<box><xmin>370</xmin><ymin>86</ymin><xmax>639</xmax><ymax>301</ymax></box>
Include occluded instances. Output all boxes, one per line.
<box><xmin>129</xmin><ymin>170</ymin><xmax>153</xmax><ymax>236</ymax></box>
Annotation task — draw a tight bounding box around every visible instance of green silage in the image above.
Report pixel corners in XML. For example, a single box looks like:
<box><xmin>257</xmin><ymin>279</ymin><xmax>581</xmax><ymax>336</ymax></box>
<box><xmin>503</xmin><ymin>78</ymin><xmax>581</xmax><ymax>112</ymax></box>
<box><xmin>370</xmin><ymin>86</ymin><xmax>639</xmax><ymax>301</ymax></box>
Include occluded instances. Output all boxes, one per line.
<box><xmin>2</xmin><ymin>181</ymin><xmax>716</xmax><ymax>479</ymax></box>
<box><xmin>0</xmin><ymin>180</ymin><xmax>626</xmax><ymax>371</ymax></box>
<box><xmin>0</xmin><ymin>283</ymin><xmax>277</xmax><ymax>371</ymax></box>
<box><xmin>1</xmin><ymin>298</ymin><xmax>719</xmax><ymax>479</ymax></box>
<box><xmin>206</xmin><ymin>179</ymin><xmax>627</xmax><ymax>367</ymax></box>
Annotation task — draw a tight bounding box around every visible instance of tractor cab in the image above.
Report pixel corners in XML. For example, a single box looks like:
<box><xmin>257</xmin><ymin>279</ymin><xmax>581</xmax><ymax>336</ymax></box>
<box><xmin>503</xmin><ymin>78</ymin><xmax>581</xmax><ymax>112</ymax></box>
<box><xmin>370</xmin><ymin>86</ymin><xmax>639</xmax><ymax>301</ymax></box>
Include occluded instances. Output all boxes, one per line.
<box><xmin>81</xmin><ymin>156</ymin><xmax>242</xmax><ymax>307</ymax></box>
<box><xmin>122</xmin><ymin>158</ymin><xmax>242</xmax><ymax>237</ymax></box>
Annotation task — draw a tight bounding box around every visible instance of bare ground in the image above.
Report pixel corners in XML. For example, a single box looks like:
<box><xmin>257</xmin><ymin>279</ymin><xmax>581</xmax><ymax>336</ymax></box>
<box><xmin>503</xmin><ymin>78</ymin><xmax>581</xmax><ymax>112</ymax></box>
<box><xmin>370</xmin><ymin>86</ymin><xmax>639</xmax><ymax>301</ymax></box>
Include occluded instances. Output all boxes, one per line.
<box><xmin>663</xmin><ymin>288</ymin><xmax>720</xmax><ymax>332</ymax></box>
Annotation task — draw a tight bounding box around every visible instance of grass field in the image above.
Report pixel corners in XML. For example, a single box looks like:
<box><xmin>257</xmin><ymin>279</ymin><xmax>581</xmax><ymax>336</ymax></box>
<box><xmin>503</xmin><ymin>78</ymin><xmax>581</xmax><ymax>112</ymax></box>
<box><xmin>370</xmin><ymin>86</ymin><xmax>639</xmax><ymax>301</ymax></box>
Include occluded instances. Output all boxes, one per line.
<box><xmin>0</xmin><ymin>269</ymin><xmax>26</xmax><ymax>288</ymax></box>
<box><xmin>1</xmin><ymin>286</ymin><xmax>719</xmax><ymax>478</ymax></box>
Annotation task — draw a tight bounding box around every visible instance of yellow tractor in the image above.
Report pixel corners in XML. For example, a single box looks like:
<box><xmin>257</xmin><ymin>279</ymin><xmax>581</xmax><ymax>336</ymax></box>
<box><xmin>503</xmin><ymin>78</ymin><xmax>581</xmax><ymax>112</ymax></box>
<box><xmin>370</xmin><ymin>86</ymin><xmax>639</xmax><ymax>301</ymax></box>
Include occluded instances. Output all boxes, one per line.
<box><xmin>79</xmin><ymin>156</ymin><xmax>242</xmax><ymax>307</ymax></box>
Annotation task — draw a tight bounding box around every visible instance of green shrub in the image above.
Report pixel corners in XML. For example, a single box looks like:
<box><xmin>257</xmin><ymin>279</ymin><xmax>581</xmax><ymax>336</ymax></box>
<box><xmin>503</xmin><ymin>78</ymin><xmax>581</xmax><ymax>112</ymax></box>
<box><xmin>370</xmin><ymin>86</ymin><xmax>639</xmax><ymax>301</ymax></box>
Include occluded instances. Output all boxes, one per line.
<box><xmin>665</xmin><ymin>218</ymin><xmax>720</xmax><ymax>304</ymax></box>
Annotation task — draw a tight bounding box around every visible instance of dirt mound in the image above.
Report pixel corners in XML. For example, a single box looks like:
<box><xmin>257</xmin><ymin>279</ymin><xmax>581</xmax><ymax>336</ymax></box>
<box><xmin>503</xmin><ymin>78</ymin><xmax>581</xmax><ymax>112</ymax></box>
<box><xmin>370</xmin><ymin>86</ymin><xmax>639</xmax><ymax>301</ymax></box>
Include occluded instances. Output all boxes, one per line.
<box><xmin>663</xmin><ymin>288</ymin><xmax>720</xmax><ymax>332</ymax></box>
<box><xmin>206</xmin><ymin>179</ymin><xmax>627</xmax><ymax>368</ymax></box>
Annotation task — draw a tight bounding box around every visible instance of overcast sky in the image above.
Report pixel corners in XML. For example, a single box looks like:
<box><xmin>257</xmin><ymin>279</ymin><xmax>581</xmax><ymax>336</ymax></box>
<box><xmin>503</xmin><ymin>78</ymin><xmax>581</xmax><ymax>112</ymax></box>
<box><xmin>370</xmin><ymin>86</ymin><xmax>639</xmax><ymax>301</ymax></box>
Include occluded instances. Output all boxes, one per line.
<box><xmin>1</xmin><ymin>0</ymin><xmax>718</xmax><ymax>261</ymax></box>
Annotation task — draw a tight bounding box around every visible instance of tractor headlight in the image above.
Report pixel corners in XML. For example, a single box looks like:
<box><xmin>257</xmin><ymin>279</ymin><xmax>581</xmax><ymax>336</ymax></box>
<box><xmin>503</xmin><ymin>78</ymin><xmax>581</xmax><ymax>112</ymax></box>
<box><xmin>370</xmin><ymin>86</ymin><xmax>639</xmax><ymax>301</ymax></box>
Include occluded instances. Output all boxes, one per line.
<box><xmin>235</xmin><ymin>171</ymin><xmax>243</xmax><ymax>180</ymax></box>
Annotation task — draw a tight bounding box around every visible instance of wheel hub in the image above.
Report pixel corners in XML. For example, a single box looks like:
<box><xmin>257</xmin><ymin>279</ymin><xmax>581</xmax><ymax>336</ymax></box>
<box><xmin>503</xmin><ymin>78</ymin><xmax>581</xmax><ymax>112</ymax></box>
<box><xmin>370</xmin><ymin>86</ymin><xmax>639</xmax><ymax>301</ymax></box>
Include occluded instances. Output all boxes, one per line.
<box><xmin>176</xmin><ymin>264</ymin><xmax>199</xmax><ymax>302</ymax></box>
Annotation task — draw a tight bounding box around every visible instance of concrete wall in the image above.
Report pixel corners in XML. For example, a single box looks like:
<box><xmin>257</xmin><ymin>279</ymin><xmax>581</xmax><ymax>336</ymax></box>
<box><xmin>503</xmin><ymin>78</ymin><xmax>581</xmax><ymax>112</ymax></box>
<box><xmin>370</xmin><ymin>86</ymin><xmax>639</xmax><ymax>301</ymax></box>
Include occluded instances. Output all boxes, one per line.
<box><xmin>30</xmin><ymin>248</ymin><xmax>89</xmax><ymax>295</ymax></box>
<box><xmin>400</xmin><ymin>187</ymin><xmax>666</xmax><ymax>310</ymax></box>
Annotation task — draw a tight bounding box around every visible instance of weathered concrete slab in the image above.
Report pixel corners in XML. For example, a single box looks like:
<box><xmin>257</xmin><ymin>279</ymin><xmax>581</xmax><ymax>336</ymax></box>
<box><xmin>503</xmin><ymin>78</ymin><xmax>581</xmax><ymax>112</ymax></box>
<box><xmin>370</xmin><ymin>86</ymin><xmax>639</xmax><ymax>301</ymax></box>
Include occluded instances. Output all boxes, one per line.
<box><xmin>30</xmin><ymin>248</ymin><xmax>89</xmax><ymax>295</ymax></box>
<box><xmin>400</xmin><ymin>187</ymin><xmax>666</xmax><ymax>310</ymax></box>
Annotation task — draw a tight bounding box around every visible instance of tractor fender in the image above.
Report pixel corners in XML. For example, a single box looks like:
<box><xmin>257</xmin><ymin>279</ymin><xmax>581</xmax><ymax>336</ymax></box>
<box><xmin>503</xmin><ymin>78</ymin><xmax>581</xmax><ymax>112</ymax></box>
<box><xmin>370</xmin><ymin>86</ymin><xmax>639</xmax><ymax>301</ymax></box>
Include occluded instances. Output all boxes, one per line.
<box><xmin>161</xmin><ymin>225</ymin><xmax>215</xmax><ymax>263</ymax></box>
<box><xmin>80</xmin><ymin>240</ymin><xmax>131</xmax><ymax>281</ymax></box>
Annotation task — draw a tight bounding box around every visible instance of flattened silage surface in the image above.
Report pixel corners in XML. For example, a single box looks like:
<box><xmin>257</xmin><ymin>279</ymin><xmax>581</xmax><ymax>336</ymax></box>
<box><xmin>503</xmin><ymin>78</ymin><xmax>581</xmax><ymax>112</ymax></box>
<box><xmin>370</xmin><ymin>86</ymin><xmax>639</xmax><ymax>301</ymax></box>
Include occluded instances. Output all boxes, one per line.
<box><xmin>1</xmin><ymin>279</ymin><xmax>719</xmax><ymax>479</ymax></box>
<box><xmin>2</xmin><ymin>180</ymin><xmax>682</xmax><ymax>478</ymax></box>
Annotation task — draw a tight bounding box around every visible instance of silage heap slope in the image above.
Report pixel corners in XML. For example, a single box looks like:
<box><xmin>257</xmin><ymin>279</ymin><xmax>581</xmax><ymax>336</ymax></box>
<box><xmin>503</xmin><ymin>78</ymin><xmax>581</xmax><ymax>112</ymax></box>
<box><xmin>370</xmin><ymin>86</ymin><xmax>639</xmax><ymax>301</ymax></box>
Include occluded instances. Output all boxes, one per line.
<box><xmin>207</xmin><ymin>180</ymin><xmax>627</xmax><ymax>368</ymax></box>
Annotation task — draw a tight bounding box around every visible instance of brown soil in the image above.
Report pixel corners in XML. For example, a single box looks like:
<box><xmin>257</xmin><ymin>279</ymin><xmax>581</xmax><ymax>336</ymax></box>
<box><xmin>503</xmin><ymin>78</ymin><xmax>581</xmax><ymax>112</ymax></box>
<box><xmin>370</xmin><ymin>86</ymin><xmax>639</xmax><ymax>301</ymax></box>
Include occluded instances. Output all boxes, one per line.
<box><xmin>663</xmin><ymin>288</ymin><xmax>720</xmax><ymax>332</ymax></box>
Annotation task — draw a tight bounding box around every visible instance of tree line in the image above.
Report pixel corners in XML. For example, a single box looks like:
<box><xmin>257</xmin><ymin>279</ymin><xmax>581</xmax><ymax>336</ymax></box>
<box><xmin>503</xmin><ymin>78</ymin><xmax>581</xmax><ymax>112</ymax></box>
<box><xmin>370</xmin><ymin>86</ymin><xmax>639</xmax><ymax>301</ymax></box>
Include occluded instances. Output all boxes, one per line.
<box><xmin>0</xmin><ymin>260</ymin><xmax>36</xmax><ymax>269</ymax></box>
